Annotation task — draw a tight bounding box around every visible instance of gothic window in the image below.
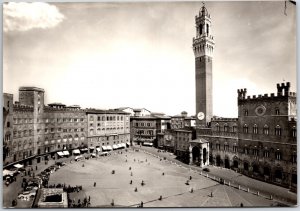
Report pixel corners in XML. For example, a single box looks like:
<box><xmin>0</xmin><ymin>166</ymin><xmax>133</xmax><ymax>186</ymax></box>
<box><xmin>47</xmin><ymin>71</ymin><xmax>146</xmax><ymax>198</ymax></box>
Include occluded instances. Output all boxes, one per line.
<box><xmin>243</xmin><ymin>124</ymin><xmax>248</xmax><ymax>133</ymax></box>
<box><xmin>244</xmin><ymin>147</ymin><xmax>249</xmax><ymax>155</ymax></box>
<box><xmin>263</xmin><ymin>125</ymin><xmax>269</xmax><ymax>135</ymax></box>
<box><xmin>253</xmin><ymin>147</ymin><xmax>259</xmax><ymax>156</ymax></box>
<box><xmin>224</xmin><ymin>142</ymin><xmax>229</xmax><ymax>151</ymax></box>
<box><xmin>200</xmin><ymin>24</ymin><xmax>203</xmax><ymax>35</ymax></box>
<box><xmin>89</xmin><ymin>129</ymin><xmax>94</xmax><ymax>135</ymax></box>
<box><xmin>275</xmin><ymin>108</ymin><xmax>280</xmax><ymax>115</ymax></box>
<box><xmin>216</xmin><ymin>143</ymin><xmax>220</xmax><ymax>150</ymax></box>
<box><xmin>275</xmin><ymin>125</ymin><xmax>282</xmax><ymax>136</ymax></box>
<box><xmin>90</xmin><ymin>116</ymin><xmax>94</xmax><ymax>121</ymax></box>
<box><xmin>233</xmin><ymin>144</ymin><xmax>238</xmax><ymax>153</ymax></box>
<box><xmin>206</xmin><ymin>24</ymin><xmax>209</xmax><ymax>34</ymax></box>
<box><xmin>275</xmin><ymin>150</ymin><xmax>282</xmax><ymax>160</ymax></box>
<box><xmin>7</xmin><ymin>122</ymin><xmax>10</xmax><ymax>128</ymax></box>
<box><xmin>253</xmin><ymin>124</ymin><xmax>258</xmax><ymax>134</ymax></box>
<box><xmin>244</xmin><ymin>109</ymin><xmax>248</xmax><ymax>116</ymax></box>
<box><xmin>264</xmin><ymin>150</ymin><xmax>269</xmax><ymax>158</ymax></box>
<box><xmin>292</xmin><ymin>151</ymin><xmax>297</xmax><ymax>163</ymax></box>
<box><xmin>292</xmin><ymin>126</ymin><xmax>297</xmax><ymax>138</ymax></box>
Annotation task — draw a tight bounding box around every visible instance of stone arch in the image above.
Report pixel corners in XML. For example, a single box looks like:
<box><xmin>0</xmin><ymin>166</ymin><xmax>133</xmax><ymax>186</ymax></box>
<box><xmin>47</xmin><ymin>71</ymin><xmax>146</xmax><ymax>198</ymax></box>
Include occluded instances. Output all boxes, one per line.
<box><xmin>274</xmin><ymin>166</ymin><xmax>283</xmax><ymax>182</ymax></box>
<box><xmin>216</xmin><ymin>154</ymin><xmax>221</xmax><ymax>166</ymax></box>
<box><xmin>243</xmin><ymin>160</ymin><xmax>249</xmax><ymax>171</ymax></box>
<box><xmin>203</xmin><ymin>147</ymin><xmax>207</xmax><ymax>165</ymax></box>
<box><xmin>224</xmin><ymin>155</ymin><xmax>230</xmax><ymax>169</ymax></box>
<box><xmin>233</xmin><ymin>156</ymin><xmax>239</xmax><ymax>169</ymax></box>
<box><xmin>192</xmin><ymin>146</ymin><xmax>200</xmax><ymax>164</ymax></box>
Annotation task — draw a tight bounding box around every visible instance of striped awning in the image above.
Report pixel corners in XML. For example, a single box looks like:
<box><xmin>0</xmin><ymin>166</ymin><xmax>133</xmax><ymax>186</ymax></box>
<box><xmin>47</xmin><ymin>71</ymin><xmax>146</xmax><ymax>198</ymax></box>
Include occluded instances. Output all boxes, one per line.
<box><xmin>106</xmin><ymin>145</ymin><xmax>112</xmax><ymax>151</ymax></box>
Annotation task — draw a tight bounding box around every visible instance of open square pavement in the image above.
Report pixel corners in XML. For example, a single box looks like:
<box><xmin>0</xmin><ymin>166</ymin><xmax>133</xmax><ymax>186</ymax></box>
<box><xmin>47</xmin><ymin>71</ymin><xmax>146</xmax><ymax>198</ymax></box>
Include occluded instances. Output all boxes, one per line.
<box><xmin>47</xmin><ymin>148</ymin><xmax>279</xmax><ymax>207</ymax></box>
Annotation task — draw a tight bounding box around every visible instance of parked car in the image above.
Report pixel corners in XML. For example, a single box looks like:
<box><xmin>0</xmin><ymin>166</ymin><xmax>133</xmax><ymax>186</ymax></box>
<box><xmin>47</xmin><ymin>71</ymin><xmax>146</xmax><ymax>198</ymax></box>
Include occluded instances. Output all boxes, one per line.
<box><xmin>75</xmin><ymin>155</ymin><xmax>84</xmax><ymax>161</ymax></box>
<box><xmin>18</xmin><ymin>191</ymin><xmax>36</xmax><ymax>200</ymax></box>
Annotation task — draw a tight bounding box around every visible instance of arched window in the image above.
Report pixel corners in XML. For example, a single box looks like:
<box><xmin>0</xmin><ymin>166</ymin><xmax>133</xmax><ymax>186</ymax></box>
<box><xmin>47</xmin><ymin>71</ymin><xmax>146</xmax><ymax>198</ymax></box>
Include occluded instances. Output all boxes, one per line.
<box><xmin>232</xmin><ymin>124</ymin><xmax>237</xmax><ymax>133</ymax></box>
<box><xmin>292</xmin><ymin>151</ymin><xmax>297</xmax><ymax>163</ymax></box>
<box><xmin>216</xmin><ymin>123</ymin><xmax>220</xmax><ymax>132</ymax></box>
<box><xmin>200</xmin><ymin>24</ymin><xmax>203</xmax><ymax>35</ymax></box>
<box><xmin>275</xmin><ymin>108</ymin><xmax>280</xmax><ymax>115</ymax></box>
<box><xmin>244</xmin><ymin>109</ymin><xmax>248</xmax><ymax>116</ymax></box>
<box><xmin>224</xmin><ymin>124</ymin><xmax>229</xmax><ymax>132</ymax></box>
<box><xmin>224</xmin><ymin>142</ymin><xmax>229</xmax><ymax>151</ymax></box>
<box><xmin>263</xmin><ymin>125</ymin><xmax>269</xmax><ymax>135</ymax></box>
<box><xmin>233</xmin><ymin>143</ymin><xmax>238</xmax><ymax>152</ymax></box>
<box><xmin>90</xmin><ymin>128</ymin><xmax>94</xmax><ymax>135</ymax></box>
<box><xmin>275</xmin><ymin>150</ymin><xmax>282</xmax><ymax>160</ymax></box>
<box><xmin>275</xmin><ymin>125</ymin><xmax>282</xmax><ymax>136</ymax></box>
<box><xmin>243</xmin><ymin>124</ymin><xmax>248</xmax><ymax>133</ymax></box>
<box><xmin>292</xmin><ymin>126</ymin><xmax>297</xmax><ymax>138</ymax></box>
<box><xmin>264</xmin><ymin>148</ymin><xmax>269</xmax><ymax>158</ymax></box>
<box><xmin>253</xmin><ymin>124</ymin><xmax>258</xmax><ymax>134</ymax></box>
<box><xmin>206</xmin><ymin>24</ymin><xmax>209</xmax><ymax>34</ymax></box>
<box><xmin>253</xmin><ymin>146</ymin><xmax>259</xmax><ymax>156</ymax></box>
<box><xmin>244</xmin><ymin>145</ymin><xmax>249</xmax><ymax>154</ymax></box>
<box><xmin>7</xmin><ymin>122</ymin><xmax>10</xmax><ymax>128</ymax></box>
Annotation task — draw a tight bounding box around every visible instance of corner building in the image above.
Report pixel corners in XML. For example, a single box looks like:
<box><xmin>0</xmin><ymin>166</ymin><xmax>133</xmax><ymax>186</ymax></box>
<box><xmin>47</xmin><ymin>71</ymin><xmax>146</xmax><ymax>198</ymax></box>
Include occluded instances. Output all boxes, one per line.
<box><xmin>193</xmin><ymin>6</ymin><xmax>297</xmax><ymax>191</ymax></box>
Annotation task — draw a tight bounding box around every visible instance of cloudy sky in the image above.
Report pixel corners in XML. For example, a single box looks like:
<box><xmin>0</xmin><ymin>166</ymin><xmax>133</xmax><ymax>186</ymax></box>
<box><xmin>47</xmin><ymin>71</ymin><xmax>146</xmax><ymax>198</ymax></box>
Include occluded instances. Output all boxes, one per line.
<box><xmin>3</xmin><ymin>1</ymin><xmax>296</xmax><ymax>117</ymax></box>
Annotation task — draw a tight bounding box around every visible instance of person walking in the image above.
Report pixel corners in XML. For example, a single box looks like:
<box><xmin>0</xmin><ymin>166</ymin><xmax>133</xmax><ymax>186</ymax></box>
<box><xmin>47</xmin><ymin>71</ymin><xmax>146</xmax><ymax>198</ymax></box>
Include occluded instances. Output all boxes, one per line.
<box><xmin>94</xmin><ymin>182</ymin><xmax>96</xmax><ymax>187</ymax></box>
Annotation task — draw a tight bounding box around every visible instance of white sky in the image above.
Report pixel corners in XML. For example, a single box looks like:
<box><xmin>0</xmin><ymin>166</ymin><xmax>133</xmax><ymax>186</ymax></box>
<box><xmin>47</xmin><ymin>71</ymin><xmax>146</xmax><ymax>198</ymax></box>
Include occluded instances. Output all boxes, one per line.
<box><xmin>3</xmin><ymin>1</ymin><xmax>297</xmax><ymax>117</ymax></box>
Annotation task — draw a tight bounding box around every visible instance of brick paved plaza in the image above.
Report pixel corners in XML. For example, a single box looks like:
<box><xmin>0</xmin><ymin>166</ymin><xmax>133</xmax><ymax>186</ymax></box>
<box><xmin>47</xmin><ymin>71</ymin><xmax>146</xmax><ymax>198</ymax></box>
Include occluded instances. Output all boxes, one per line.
<box><xmin>46</xmin><ymin>149</ymin><xmax>279</xmax><ymax>207</ymax></box>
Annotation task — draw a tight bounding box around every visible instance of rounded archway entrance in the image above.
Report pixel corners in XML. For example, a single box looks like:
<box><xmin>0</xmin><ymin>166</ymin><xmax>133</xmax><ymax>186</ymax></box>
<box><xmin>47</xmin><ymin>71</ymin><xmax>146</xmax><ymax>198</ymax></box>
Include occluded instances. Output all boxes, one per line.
<box><xmin>192</xmin><ymin>146</ymin><xmax>200</xmax><ymax>165</ymax></box>
<box><xmin>224</xmin><ymin>156</ymin><xmax>230</xmax><ymax>169</ymax></box>
<box><xmin>233</xmin><ymin>160</ymin><xmax>239</xmax><ymax>169</ymax></box>
<box><xmin>216</xmin><ymin>155</ymin><xmax>221</xmax><ymax>166</ymax></box>
<box><xmin>203</xmin><ymin>148</ymin><xmax>207</xmax><ymax>165</ymax></box>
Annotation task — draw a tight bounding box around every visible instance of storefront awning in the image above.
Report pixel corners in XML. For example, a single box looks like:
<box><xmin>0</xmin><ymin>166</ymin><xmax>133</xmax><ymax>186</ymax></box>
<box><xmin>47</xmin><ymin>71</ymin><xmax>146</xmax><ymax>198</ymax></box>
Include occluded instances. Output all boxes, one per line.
<box><xmin>126</xmin><ymin>142</ymin><xmax>130</xmax><ymax>146</ymax></box>
<box><xmin>117</xmin><ymin>144</ymin><xmax>122</xmax><ymax>148</ymax></box>
<box><xmin>113</xmin><ymin>144</ymin><xmax>118</xmax><ymax>149</ymax></box>
<box><xmin>89</xmin><ymin>147</ymin><xmax>95</xmax><ymax>149</ymax></box>
<box><xmin>96</xmin><ymin>148</ymin><xmax>101</xmax><ymax>152</ymax></box>
<box><xmin>102</xmin><ymin>146</ymin><xmax>107</xmax><ymax>150</ymax></box>
<box><xmin>121</xmin><ymin>143</ymin><xmax>126</xmax><ymax>148</ymax></box>
<box><xmin>57</xmin><ymin>151</ymin><xmax>64</xmax><ymax>156</ymax></box>
<box><xmin>72</xmin><ymin>149</ymin><xmax>80</xmax><ymax>154</ymax></box>
<box><xmin>80</xmin><ymin>148</ymin><xmax>88</xmax><ymax>151</ymax></box>
<box><xmin>63</xmin><ymin>151</ymin><xmax>70</xmax><ymax>156</ymax></box>
<box><xmin>106</xmin><ymin>145</ymin><xmax>112</xmax><ymax>151</ymax></box>
<box><xmin>13</xmin><ymin>164</ymin><xmax>23</xmax><ymax>168</ymax></box>
<box><xmin>143</xmin><ymin>142</ymin><xmax>153</xmax><ymax>146</ymax></box>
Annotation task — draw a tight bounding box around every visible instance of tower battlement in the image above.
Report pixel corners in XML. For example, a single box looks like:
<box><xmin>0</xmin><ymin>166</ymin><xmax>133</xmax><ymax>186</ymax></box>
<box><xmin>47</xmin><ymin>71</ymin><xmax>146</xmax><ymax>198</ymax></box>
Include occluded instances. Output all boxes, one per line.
<box><xmin>238</xmin><ymin>82</ymin><xmax>296</xmax><ymax>102</ymax></box>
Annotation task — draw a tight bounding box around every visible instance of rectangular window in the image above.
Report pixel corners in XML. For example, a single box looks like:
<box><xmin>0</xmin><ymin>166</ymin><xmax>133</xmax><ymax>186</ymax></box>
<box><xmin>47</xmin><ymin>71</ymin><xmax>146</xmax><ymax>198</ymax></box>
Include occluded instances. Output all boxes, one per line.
<box><xmin>98</xmin><ymin>116</ymin><xmax>101</xmax><ymax>121</ymax></box>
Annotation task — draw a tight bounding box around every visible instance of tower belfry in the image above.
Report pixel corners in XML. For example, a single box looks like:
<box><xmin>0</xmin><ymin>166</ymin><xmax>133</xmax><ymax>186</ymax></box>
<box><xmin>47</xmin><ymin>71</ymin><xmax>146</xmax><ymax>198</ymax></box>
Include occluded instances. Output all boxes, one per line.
<box><xmin>193</xmin><ymin>4</ymin><xmax>215</xmax><ymax>128</ymax></box>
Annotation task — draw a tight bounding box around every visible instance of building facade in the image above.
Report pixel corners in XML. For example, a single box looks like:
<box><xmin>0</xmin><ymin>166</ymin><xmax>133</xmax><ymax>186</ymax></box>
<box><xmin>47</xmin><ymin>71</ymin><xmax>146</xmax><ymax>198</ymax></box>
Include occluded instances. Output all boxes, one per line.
<box><xmin>86</xmin><ymin>109</ymin><xmax>130</xmax><ymax>152</ymax></box>
<box><xmin>130</xmin><ymin>116</ymin><xmax>156</xmax><ymax>146</ymax></box>
<box><xmin>3</xmin><ymin>87</ymin><xmax>89</xmax><ymax>167</ymax></box>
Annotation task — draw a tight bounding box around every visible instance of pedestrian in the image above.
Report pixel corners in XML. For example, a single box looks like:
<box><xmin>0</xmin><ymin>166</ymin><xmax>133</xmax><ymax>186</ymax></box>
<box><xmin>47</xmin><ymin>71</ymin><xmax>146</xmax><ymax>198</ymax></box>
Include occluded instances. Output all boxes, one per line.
<box><xmin>88</xmin><ymin>196</ymin><xmax>91</xmax><ymax>202</ymax></box>
<box><xmin>94</xmin><ymin>182</ymin><xmax>96</xmax><ymax>187</ymax></box>
<box><xmin>189</xmin><ymin>176</ymin><xmax>192</xmax><ymax>180</ymax></box>
<box><xmin>162</xmin><ymin>172</ymin><xmax>165</xmax><ymax>176</ymax></box>
<box><xmin>36</xmin><ymin>166</ymin><xmax>38</xmax><ymax>170</ymax></box>
<box><xmin>210</xmin><ymin>192</ymin><xmax>213</xmax><ymax>197</ymax></box>
<box><xmin>129</xmin><ymin>167</ymin><xmax>131</xmax><ymax>170</ymax></box>
<box><xmin>140</xmin><ymin>201</ymin><xmax>143</xmax><ymax>207</ymax></box>
<box><xmin>240</xmin><ymin>203</ymin><xmax>243</xmax><ymax>207</ymax></box>
<box><xmin>191</xmin><ymin>188</ymin><xmax>194</xmax><ymax>193</ymax></box>
<box><xmin>130</xmin><ymin>180</ymin><xmax>133</xmax><ymax>184</ymax></box>
<box><xmin>159</xmin><ymin>195</ymin><xmax>162</xmax><ymax>200</ymax></box>
<box><xmin>131</xmin><ymin>172</ymin><xmax>133</xmax><ymax>176</ymax></box>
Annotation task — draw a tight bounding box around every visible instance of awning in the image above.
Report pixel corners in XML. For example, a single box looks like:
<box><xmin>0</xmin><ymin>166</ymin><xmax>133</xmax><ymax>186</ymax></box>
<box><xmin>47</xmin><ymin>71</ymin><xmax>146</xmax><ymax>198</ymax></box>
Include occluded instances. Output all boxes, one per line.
<box><xmin>57</xmin><ymin>152</ymin><xmax>64</xmax><ymax>156</ymax></box>
<box><xmin>143</xmin><ymin>142</ymin><xmax>153</xmax><ymax>146</ymax></box>
<box><xmin>13</xmin><ymin>164</ymin><xmax>23</xmax><ymax>168</ymax></box>
<box><xmin>102</xmin><ymin>146</ymin><xmax>107</xmax><ymax>150</ymax></box>
<box><xmin>121</xmin><ymin>143</ymin><xmax>126</xmax><ymax>148</ymax></box>
<box><xmin>106</xmin><ymin>145</ymin><xmax>112</xmax><ymax>151</ymax></box>
<box><xmin>117</xmin><ymin>144</ymin><xmax>122</xmax><ymax>148</ymax></box>
<box><xmin>63</xmin><ymin>151</ymin><xmax>70</xmax><ymax>156</ymax></box>
<box><xmin>80</xmin><ymin>148</ymin><xmax>88</xmax><ymax>151</ymax></box>
<box><xmin>96</xmin><ymin>148</ymin><xmax>101</xmax><ymax>152</ymax></box>
<box><xmin>113</xmin><ymin>144</ymin><xmax>118</xmax><ymax>149</ymax></box>
<box><xmin>72</xmin><ymin>149</ymin><xmax>80</xmax><ymax>154</ymax></box>
<box><xmin>126</xmin><ymin>142</ymin><xmax>130</xmax><ymax>146</ymax></box>
<box><xmin>3</xmin><ymin>169</ymin><xmax>15</xmax><ymax>177</ymax></box>
<box><xmin>89</xmin><ymin>147</ymin><xmax>95</xmax><ymax>149</ymax></box>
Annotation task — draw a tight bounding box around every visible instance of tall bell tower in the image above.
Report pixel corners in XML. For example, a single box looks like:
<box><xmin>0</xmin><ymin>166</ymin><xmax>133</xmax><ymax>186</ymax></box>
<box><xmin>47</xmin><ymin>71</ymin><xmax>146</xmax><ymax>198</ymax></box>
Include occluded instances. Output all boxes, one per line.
<box><xmin>193</xmin><ymin>4</ymin><xmax>215</xmax><ymax>128</ymax></box>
